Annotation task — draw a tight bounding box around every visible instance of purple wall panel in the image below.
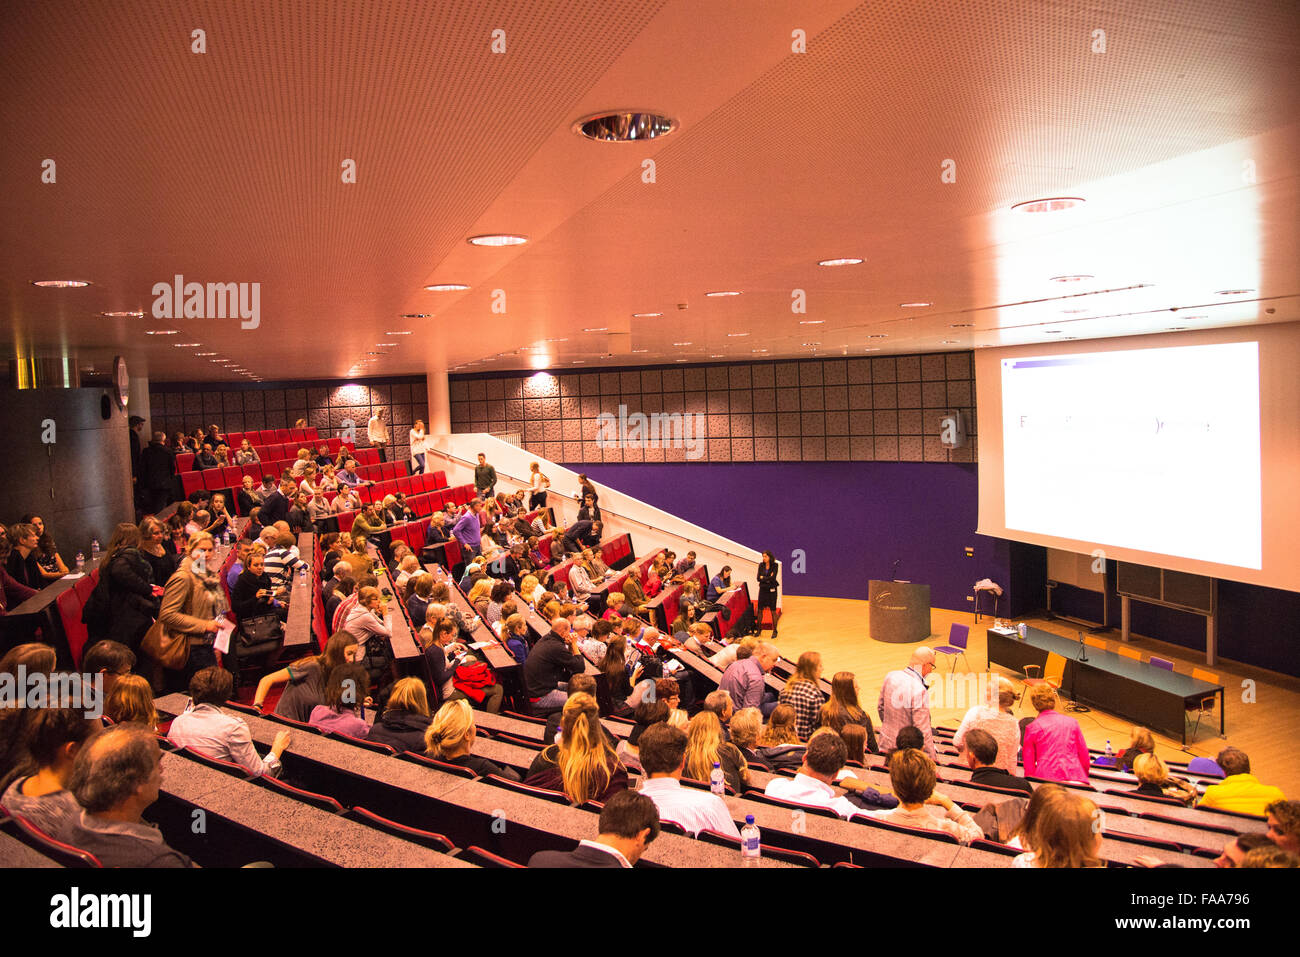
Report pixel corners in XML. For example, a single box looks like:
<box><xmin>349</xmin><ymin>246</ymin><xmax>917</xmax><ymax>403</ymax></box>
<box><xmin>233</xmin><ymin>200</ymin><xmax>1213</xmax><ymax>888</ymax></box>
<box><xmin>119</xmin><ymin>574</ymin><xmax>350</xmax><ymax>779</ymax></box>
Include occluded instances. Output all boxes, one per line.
<box><xmin>582</xmin><ymin>462</ymin><xmax>1010</xmax><ymax>614</ymax></box>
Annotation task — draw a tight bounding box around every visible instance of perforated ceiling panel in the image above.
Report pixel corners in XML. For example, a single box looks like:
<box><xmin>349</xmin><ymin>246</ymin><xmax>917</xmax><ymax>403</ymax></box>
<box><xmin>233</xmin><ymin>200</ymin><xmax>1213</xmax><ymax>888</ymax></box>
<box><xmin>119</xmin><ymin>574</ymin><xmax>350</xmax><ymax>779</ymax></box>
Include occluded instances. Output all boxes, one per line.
<box><xmin>0</xmin><ymin>0</ymin><xmax>1296</xmax><ymax>380</ymax></box>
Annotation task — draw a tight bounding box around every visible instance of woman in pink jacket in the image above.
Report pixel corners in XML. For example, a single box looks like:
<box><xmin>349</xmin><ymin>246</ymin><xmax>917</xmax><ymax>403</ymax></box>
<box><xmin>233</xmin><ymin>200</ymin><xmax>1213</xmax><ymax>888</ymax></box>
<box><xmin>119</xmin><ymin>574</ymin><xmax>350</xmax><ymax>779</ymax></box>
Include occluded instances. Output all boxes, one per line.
<box><xmin>1021</xmin><ymin>685</ymin><xmax>1091</xmax><ymax>784</ymax></box>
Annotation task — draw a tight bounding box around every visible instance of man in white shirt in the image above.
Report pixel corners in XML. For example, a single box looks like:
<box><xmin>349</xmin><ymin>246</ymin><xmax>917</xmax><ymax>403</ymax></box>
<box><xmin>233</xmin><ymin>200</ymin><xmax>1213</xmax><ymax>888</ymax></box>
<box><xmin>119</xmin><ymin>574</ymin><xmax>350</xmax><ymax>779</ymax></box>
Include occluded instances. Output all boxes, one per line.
<box><xmin>168</xmin><ymin>667</ymin><xmax>290</xmax><ymax>777</ymax></box>
<box><xmin>636</xmin><ymin>723</ymin><xmax>740</xmax><ymax>838</ymax></box>
<box><xmin>763</xmin><ymin>731</ymin><xmax>866</xmax><ymax>820</ymax></box>
<box><xmin>878</xmin><ymin>647</ymin><xmax>937</xmax><ymax>758</ymax></box>
<box><xmin>367</xmin><ymin>409</ymin><xmax>388</xmax><ymax>462</ymax></box>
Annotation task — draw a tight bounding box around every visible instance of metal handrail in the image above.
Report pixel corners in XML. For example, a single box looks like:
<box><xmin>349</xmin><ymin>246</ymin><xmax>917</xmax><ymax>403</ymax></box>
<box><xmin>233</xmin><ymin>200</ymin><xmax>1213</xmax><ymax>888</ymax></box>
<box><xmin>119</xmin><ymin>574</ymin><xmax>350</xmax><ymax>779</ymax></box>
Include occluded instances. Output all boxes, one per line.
<box><xmin>422</xmin><ymin>444</ymin><xmax>766</xmax><ymax>569</ymax></box>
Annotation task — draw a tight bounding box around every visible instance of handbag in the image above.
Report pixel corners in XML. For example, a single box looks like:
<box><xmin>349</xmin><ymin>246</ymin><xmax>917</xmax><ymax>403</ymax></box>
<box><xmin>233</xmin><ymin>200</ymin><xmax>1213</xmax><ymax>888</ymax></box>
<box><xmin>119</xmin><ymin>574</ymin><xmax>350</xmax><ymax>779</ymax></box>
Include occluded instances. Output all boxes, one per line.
<box><xmin>140</xmin><ymin>617</ymin><xmax>191</xmax><ymax>671</ymax></box>
<box><xmin>238</xmin><ymin>614</ymin><xmax>282</xmax><ymax>646</ymax></box>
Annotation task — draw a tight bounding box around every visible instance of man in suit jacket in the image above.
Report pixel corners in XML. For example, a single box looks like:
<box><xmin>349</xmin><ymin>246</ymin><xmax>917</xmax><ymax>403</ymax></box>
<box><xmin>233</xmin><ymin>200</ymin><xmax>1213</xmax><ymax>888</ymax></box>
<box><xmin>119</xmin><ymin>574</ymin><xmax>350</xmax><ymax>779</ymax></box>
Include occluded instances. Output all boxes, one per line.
<box><xmin>258</xmin><ymin>480</ymin><xmax>295</xmax><ymax>528</ymax></box>
<box><xmin>527</xmin><ymin>791</ymin><xmax>660</xmax><ymax>868</ymax></box>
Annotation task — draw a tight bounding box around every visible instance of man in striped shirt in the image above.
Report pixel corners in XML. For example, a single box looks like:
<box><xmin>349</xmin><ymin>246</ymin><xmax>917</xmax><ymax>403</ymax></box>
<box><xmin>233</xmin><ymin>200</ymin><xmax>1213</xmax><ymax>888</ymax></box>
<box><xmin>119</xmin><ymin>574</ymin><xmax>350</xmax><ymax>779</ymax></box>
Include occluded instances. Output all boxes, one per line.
<box><xmin>263</xmin><ymin>529</ymin><xmax>303</xmax><ymax>590</ymax></box>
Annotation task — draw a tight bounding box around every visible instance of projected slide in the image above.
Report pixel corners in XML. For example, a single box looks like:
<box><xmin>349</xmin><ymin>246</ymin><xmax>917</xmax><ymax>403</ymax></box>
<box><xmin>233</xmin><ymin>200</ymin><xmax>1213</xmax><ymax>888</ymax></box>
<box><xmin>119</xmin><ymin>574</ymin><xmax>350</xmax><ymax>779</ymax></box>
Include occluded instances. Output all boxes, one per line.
<box><xmin>1001</xmin><ymin>342</ymin><xmax>1262</xmax><ymax>569</ymax></box>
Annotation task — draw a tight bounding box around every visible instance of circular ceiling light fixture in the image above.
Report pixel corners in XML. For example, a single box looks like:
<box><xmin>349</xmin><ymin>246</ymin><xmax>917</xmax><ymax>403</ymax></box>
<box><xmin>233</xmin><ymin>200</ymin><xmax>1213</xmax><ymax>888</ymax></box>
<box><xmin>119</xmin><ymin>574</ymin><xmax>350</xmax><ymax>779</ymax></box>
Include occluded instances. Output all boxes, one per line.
<box><xmin>466</xmin><ymin>234</ymin><xmax>527</xmax><ymax>247</ymax></box>
<box><xmin>422</xmin><ymin>285</ymin><xmax>468</xmax><ymax>292</ymax></box>
<box><xmin>101</xmin><ymin>310</ymin><xmax>144</xmax><ymax>318</ymax></box>
<box><xmin>705</xmin><ymin>290</ymin><xmax>741</xmax><ymax>297</ymax></box>
<box><xmin>573</xmin><ymin>110</ymin><xmax>678</xmax><ymax>143</ymax></box>
<box><xmin>899</xmin><ymin>301</ymin><xmax>932</xmax><ymax>308</ymax></box>
<box><xmin>145</xmin><ymin>329</ymin><xmax>178</xmax><ymax>335</ymax></box>
<box><xmin>1011</xmin><ymin>197</ymin><xmax>1085</xmax><ymax>213</ymax></box>
<box><xmin>632</xmin><ymin>312</ymin><xmax>663</xmax><ymax>318</ymax></box>
<box><xmin>818</xmin><ymin>258</ymin><xmax>863</xmax><ymax>267</ymax></box>
<box><xmin>33</xmin><ymin>279</ymin><xmax>90</xmax><ymax>288</ymax></box>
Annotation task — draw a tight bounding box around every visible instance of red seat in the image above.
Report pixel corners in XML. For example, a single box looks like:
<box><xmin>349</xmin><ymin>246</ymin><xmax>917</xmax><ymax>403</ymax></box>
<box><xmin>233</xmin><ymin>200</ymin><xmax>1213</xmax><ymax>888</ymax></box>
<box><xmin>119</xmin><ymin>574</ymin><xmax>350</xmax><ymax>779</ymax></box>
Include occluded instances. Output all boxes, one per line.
<box><xmin>56</xmin><ymin>590</ymin><xmax>89</xmax><ymax>669</ymax></box>
<box><xmin>432</xmin><ymin>471</ymin><xmax>447</xmax><ymax>488</ymax></box>
<box><xmin>221</xmin><ymin>466</ymin><xmax>243</xmax><ymax>487</ymax></box>
<box><xmin>338</xmin><ymin>512</ymin><xmax>356</xmax><ymax>534</ymax></box>
<box><xmin>227</xmin><ymin>432</ymin><xmax>244</xmax><ymax>448</ymax></box>
<box><xmin>381</xmin><ymin>463</ymin><xmax>397</xmax><ymax>481</ymax></box>
<box><xmin>242</xmin><ymin>463</ymin><xmax>263</xmax><ymax>480</ymax></box>
<box><xmin>4</xmin><ymin>816</ymin><xmax>102</xmax><ymax>867</ymax></box>
<box><xmin>290</xmin><ymin>428</ymin><xmax>307</xmax><ymax>442</ymax></box>
<box><xmin>327</xmin><ymin>437</ymin><xmax>342</xmax><ymax>453</ymax></box>
<box><xmin>304</xmin><ymin>427</ymin><xmax>319</xmax><ymax>442</ymax></box>
<box><xmin>181</xmin><ymin>471</ymin><xmax>204</xmax><ymax>497</ymax></box>
<box><xmin>177</xmin><ymin>453</ymin><xmax>195</xmax><ymax>472</ymax></box>
<box><xmin>275</xmin><ymin>429</ymin><xmax>292</xmax><ymax>442</ymax></box>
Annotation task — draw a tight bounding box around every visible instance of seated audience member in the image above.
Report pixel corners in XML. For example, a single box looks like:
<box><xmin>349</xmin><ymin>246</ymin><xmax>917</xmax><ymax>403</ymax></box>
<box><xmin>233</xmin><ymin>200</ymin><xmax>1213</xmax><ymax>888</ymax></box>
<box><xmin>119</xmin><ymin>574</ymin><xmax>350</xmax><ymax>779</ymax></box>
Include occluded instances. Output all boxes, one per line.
<box><xmin>729</xmin><ymin>708</ymin><xmax>764</xmax><ymax>767</ymax></box>
<box><xmin>701</xmin><ymin>689</ymin><xmax>734</xmax><ymax>739</ymax></box>
<box><xmin>80</xmin><ymin>640</ymin><xmax>136</xmax><ymax>700</ymax></box>
<box><xmin>764</xmin><ymin>730</ymin><xmax>871</xmax><ymax>820</ymax></box>
<box><xmin>1266</xmin><ymin>800</ymin><xmax>1300</xmax><ymax>856</ymax></box>
<box><xmin>527</xmin><ymin>790</ymin><xmax>661</xmax><ymax>868</ymax></box>
<box><xmin>1021</xmin><ymin>686</ymin><xmax>1091</xmax><ymax>784</ymax></box>
<box><xmin>522</xmin><ymin>617</ymin><xmax>585</xmax><ymax>713</ymax></box>
<box><xmin>308</xmin><ymin>662</ymin><xmax>372</xmax><ymax>737</ymax></box>
<box><xmin>1012</xmin><ymin>788</ymin><xmax>1105</xmax><ymax>868</ymax></box>
<box><xmin>254</xmin><ymin>635</ymin><xmax>363</xmax><ymax>722</ymax></box>
<box><xmin>234</xmin><ymin>438</ymin><xmax>260</xmax><ymax>465</ymax></box>
<box><xmin>1241</xmin><ymin>845</ymin><xmax>1300</xmax><ymax>868</ymax></box>
<box><xmin>777</xmin><ymin>651</ymin><xmax>827</xmax><ymax>742</ymax></box>
<box><xmin>57</xmin><ymin>724</ymin><xmax>192</xmax><ymax>867</ymax></box>
<box><xmin>1214</xmin><ymin>832</ymin><xmax>1278</xmax><ymax>868</ymax></box>
<box><xmin>419</xmin><ymin>701</ymin><xmax>516</xmax><ymax>783</ymax></box>
<box><xmin>420</xmin><ymin>616</ymin><xmax>466</xmax><ymax>705</ymax></box>
<box><xmin>952</xmin><ymin>676</ymin><xmax>1021</xmax><ymax>775</ymax></box>
<box><xmin>719</xmin><ymin>641</ymin><xmax>779</xmax><ymax>716</ymax></box>
<box><xmin>635</xmin><ymin>722</ymin><xmax>738</xmax><ymax>838</ymax></box>
<box><xmin>342</xmin><ymin>586</ymin><xmax>393</xmax><ymax>652</ymax></box>
<box><xmin>104</xmin><ymin>675</ymin><xmax>159</xmax><ymax>730</ymax></box>
<box><xmin>616</xmin><ymin>698</ymin><xmax>670</xmax><ymax>774</ymax></box>
<box><xmin>865</xmin><ymin>746</ymin><xmax>983</xmax><ymax>844</ymax></box>
<box><xmin>333</xmin><ymin>485</ymin><xmax>362</xmax><ymax>514</ymax></box>
<box><xmin>708</xmin><ymin>635</ymin><xmax>757</xmax><ymax>671</ymax></box>
<box><xmin>364</xmin><ymin>677</ymin><xmax>434</xmax><ymax>753</ymax></box>
<box><xmin>1115</xmin><ymin>725</ymin><xmax>1155</xmax><ymax>772</ymax></box>
<box><xmin>684</xmin><ymin>710</ymin><xmax>749</xmax><ymax>793</ymax></box>
<box><xmin>885</xmin><ymin>725</ymin><xmax>926</xmax><ymax>766</ymax></box>
<box><xmin>406</xmin><ymin>573</ymin><xmax>434</xmax><ymax>629</ymax></box>
<box><xmin>0</xmin><ymin>707</ymin><xmax>97</xmax><ymax>835</ymax></box>
<box><xmin>756</xmin><ymin>704</ymin><xmax>807</xmax><ymax>770</ymax></box>
<box><xmin>232</xmin><ymin>547</ymin><xmax>286</xmax><ymax>626</ymax></box>
<box><xmin>817</xmin><ymin>671</ymin><xmax>878</xmax><ymax>754</ymax></box>
<box><xmin>544</xmin><ymin>674</ymin><xmax>600</xmax><ymax>744</ymax></box>
<box><xmin>236</xmin><ymin>476</ymin><xmax>263</xmax><ymax>518</ymax></box>
<box><xmin>194</xmin><ymin>443</ymin><xmax>220</xmax><ymax>471</ymax></box>
<box><xmin>325</xmin><ymin>579</ymin><xmax>355</xmax><ymax>631</ymax></box>
<box><xmin>964</xmin><ymin>728</ymin><xmax>1033</xmax><ymax>795</ymax></box>
<box><xmin>524</xmin><ymin>692</ymin><xmax>627</xmax><ymax>803</ymax></box>
<box><xmin>500</xmin><ymin>613</ymin><xmax>530</xmax><ymax>665</ymax></box>
<box><xmin>1131</xmin><ymin>753</ymin><xmax>1197</xmax><ymax>806</ymax></box>
<box><xmin>168</xmin><ymin>667</ymin><xmax>290</xmax><ymax>776</ymax></box>
<box><xmin>706</xmin><ymin>565</ymin><xmax>733</xmax><ymax>603</ymax></box>
<box><xmin>836</xmin><ymin>723</ymin><xmax>870</xmax><ymax>777</ymax></box>
<box><xmin>1198</xmin><ymin>747</ymin><xmax>1286</xmax><ymax>816</ymax></box>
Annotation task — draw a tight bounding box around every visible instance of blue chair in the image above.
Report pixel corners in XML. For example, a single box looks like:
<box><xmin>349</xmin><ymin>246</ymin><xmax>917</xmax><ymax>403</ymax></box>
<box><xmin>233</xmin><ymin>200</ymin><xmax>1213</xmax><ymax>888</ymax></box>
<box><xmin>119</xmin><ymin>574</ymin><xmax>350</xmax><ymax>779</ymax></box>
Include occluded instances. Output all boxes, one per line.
<box><xmin>1149</xmin><ymin>656</ymin><xmax>1175</xmax><ymax>671</ymax></box>
<box><xmin>1187</xmin><ymin>756</ymin><xmax>1225</xmax><ymax>778</ymax></box>
<box><xmin>935</xmin><ymin>623</ymin><xmax>970</xmax><ymax>673</ymax></box>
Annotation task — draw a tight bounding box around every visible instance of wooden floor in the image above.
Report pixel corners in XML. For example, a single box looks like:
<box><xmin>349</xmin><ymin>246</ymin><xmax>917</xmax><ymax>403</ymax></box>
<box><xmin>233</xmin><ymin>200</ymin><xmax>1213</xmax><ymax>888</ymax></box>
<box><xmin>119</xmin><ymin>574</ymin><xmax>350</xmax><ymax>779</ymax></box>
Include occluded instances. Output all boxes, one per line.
<box><xmin>766</xmin><ymin>596</ymin><xmax>1300</xmax><ymax>798</ymax></box>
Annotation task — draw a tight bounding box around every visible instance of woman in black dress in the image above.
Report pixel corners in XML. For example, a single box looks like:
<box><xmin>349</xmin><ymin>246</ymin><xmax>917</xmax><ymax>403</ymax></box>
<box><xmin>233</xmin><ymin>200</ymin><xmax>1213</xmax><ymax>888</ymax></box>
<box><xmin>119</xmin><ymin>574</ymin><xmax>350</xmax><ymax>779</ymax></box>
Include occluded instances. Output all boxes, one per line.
<box><xmin>756</xmin><ymin>550</ymin><xmax>780</xmax><ymax>638</ymax></box>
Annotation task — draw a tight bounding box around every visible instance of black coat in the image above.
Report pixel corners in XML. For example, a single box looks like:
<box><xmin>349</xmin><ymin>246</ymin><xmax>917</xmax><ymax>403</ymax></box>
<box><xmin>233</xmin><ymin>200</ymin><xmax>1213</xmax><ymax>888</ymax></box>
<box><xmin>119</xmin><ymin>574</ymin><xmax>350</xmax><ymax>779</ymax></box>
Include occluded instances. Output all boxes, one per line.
<box><xmin>260</xmin><ymin>490</ymin><xmax>290</xmax><ymax>527</ymax></box>
<box><xmin>365</xmin><ymin>709</ymin><xmax>432</xmax><ymax>753</ymax></box>
<box><xmin>105</xmin><ymin>548</ymin><xmax>158</xmax><ymax>650</ymax></box>
<box><xmin>139</xmin><ymin>442</ymin><xmax>176</xmax><ymax>490</ymax></box>
<box><xmin>231</xmin><ymin>569</ymin><xmax>277</xmax><ymax>621</ymax></box>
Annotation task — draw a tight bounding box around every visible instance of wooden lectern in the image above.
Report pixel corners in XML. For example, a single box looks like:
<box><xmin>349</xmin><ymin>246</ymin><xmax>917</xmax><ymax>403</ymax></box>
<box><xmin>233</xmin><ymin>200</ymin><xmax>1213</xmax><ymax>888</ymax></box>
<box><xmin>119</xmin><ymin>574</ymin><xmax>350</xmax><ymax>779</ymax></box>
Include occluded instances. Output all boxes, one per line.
<box><xmin>868</xmin><ymin>580</ymin><xmax>932</xmax><ymax>644</ymax></box>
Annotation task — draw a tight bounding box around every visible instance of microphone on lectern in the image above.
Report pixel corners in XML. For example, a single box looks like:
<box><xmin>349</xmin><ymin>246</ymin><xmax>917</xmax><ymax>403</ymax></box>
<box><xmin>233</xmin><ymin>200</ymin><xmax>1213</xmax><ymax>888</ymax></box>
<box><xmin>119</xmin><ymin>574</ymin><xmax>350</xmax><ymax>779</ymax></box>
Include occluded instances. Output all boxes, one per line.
<box><xmin>891</xmin><ymin>559</ymin><xmax>901</xmax><ymax>581</ymax></box>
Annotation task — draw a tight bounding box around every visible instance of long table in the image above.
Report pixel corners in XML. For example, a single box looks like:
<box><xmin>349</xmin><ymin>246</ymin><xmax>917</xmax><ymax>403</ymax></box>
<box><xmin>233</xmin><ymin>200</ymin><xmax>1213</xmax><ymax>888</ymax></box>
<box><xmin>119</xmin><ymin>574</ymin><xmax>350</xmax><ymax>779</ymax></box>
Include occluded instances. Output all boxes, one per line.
<box><xmin>986</xmin><ymin>626</ymin><xmax>1224</xmax><ymax>745</ymax></box>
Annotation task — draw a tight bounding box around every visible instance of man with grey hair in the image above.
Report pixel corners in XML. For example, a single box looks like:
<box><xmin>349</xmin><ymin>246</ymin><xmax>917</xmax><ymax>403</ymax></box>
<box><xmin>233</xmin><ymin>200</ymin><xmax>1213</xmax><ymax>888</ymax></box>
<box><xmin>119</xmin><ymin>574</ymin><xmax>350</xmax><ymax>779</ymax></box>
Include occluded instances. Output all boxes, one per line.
<box><xmin>523</xmin><ymin>616</ymin><xmax>584</xmax><ymax>714</ymax></box>
<box><xmin>719</xmin><ymin>640</ymin><xmax>780</xmax><ymax>716</ymax></box>
<box><xmin>878</xmin><ymin>647</ymin><xmax>937</xmax><ymax>758</ymax></box>
<box><xmin>55</xmin><ymin>725</ymin><xmax>192</xmax><ymax>867</ymax></box>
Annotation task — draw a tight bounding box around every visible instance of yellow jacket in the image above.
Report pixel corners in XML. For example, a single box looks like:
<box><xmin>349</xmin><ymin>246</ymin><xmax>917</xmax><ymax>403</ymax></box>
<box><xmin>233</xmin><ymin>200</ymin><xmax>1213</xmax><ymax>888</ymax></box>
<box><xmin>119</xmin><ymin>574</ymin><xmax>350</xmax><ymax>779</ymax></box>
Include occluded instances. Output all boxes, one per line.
<box><xmin>1197</xmin><ymin>773</ymin><xmax>1285</xmax><ymax>817</ymax></box>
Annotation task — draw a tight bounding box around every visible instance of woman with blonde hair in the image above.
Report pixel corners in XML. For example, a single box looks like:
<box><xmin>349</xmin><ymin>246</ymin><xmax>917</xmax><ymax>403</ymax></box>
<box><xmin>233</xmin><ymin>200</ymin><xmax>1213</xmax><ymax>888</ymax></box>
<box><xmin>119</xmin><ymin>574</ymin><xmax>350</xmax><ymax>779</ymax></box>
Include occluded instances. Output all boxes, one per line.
<box><xmin>409</xmin><ymin>419</ymin><xmax>427</xmax><ymax>475</ymax></box>
<box><xmin>684</xmin><ymin>710</ymin><xmax>749</xmax><ymax>793</ymax></box>
<box><xmin>424</xmin><ymin>699</ymin><xmax>520</xmax><ymax>779</ymax></box>
<box><xmin>1116</xmin><ymin>725</ymin><xmax>1155</xmax><ymax>772</ymax></box>
<box><xmin>729</xmin><ymin>707</ymin><xmax>763</xmax><ymax>765</ymax></box>
<box><xmin>1131</xmin><ymin>753</ymin><xmax>1197</xmax><ymax>806</ymax></box>
<box><xmin>777</xmin><ymin>651</ymin><xmax>826</xmax><ymax>742</ymax></box>
<box><xmin>1012</xmin><ymin>789</ymin><xmax>1105</xmax><ymax>868</ymax></box>
<box><xmin>523</xmin><ymin>692</ymin><xmax>628</xmax><ymax>804</ymax></box>
<box><xmin>756</xmin><ymin>703</ymin><xmax>805</xmax><ymax>771</ymax></box>
<box><xmin>104</xmin><ymin>674</ymin><xmax>158</xmax><ymax>730</ymax></box>
<box><xmin>527</xmin><ymin>461</ymin><xmax>549</xmax><ymax>510</ymax></box>
<box><xmin>366</xmin><ymin>676</ymin><xmax>432</xmax><ymax>752</ymax></box>
<box><xmin>467</xmin><ymin>577</ymin><xmax>494</xmax><ymax>617</ymax></box>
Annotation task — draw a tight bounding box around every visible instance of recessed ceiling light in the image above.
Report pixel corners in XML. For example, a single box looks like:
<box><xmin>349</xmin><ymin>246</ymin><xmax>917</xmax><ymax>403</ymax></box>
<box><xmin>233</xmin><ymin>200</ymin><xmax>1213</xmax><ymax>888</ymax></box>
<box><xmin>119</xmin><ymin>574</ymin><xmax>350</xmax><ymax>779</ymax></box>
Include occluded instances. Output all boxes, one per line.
<box><xmin>466</xmin><ymin>234</ymin><xmax>527</xmax><ymax>247</ymax></box>
<box><xmin>33</xmin><ymin>279</ymin><xmax>90</xmax><ymax>288</ymax></box>
<box><xmin>674</xmin><ymin>358</ymin><xmax>689</xmax><ymax>362</ymax></box>
<box><xmin>941</xmin><ymin>339</ymin><xmax>959</xmax><ymax>344</ymax></box>
<box><xmin>799</xmin><ymin>320</ymin><xmax>825</xmax><ymax>325</ymax></box>
<box><xmin>1060</xmin><ymin>308</ymin><xmax>1088</xmax><ymax>314</ymax></box>
<box><xmin>900</xmin><ymin>302</ymin><xmax>932</xmax><ymax>308</ymax></box>
<box><xmin>801</xmin><ymin>342</ymin><xmax>821</xmax><ymax>347</ymax></box>
<box><xmin>1213</xmin><ymin>288</ymin><xmax>1254</xmax><ymax>296</ymax></box>
<box><xmin>174</xmin><ymin>342</ymin><xmax>200</xmax><ymax>347</ymax></box>
<box><xmin>1167</xmin><ymin>326</ymin><xmax>1187</xmax><ymax>331</ymax></box>
<box><xmin>1044</xmin><ymin>330</ymin><xmax>1062</xmax><ymax>334</ymax></box>
<box><xmin>583</xmin><ymin>327</ymin><xmax>608</xmax><ymax>333</ymax></box>
<box><xmin>751</xmin><ymin>348</ymin><xmax>768</xmax><ymax>353</ymax></box>
<box><xmin>423</xmin><ymin>284</ymin><xmax>468</xmax><ymax>292</ymax></box>
<box><xmin>366</xmin><ymin>351</ymin><xmax>387</xmax><ymax>356</ymax></box>
<box><xmin>573</xmin><ymin>111</ymin><xmax>678</xmax><ymax>142</ymax></box>
<box><xmin>1011</xmin><ymin>197</ymin><xmax>1085</xmax><ymax>213</ymax></box>
<box><xmin>632</xmin><ymin>312</ymin><xmax>663</xmax><ymax>318</ymax></box>
<box><xmin>727</xmin><ymin>332</ymin><xmax>749</xmax><ymax>337</ymax></box>
<box><xmin>1179</xmin><ymin>315</ymin><xmax>1208</xmax><ymax>321</ymax></box>
<box><xmin>1049</xmin><ymin>275</ymin><xmax>1094</xmax><ymax>283</ymax></box>
<box><xmin>544</xmin><ymin>337</ymin><xmax>569</xmax><ymax>342</ymax></box>
<box><xmin>673</xmin><ymin>341</ymin><xmax>692</xmax><ymax>346</ymax></box>
<box><xmin>386</xmin><ymin>331</ymin><xmax>413</xmax><ymax>335</ymax></box>
<box><xmin>949</xmin><ymin>323</ymin><xmax>973</xmax><ymax>328</ymax></box>
<box><xmin>376</xmin><ymin>342</ymin><xmax>397</xmax><ymax>346</ymax></box>
<box><xmin>100</xmin><ymin>310</ymin><xmax>144</xmax><ymax>318</ymax></box>
<box><xmin>571</xmin><ymin>360</ymin><xmax>585</xmax><ymax>364</ymax></box>
<box><xmin>631</xmin><ymin>349</ymin><xmax>649</xmax><ymax>353</ymax></box>
<box><xmin>195</xmin><ymin>352</ymin><xmax>216</xmax><ymax>356</ymax></box>
<box><xmin>710</xmin><ymin>354</ymin><xmax>725</xmax><ymax>358</ymax></box>
<box><xmin>210</xmin><ymin>359</ymin><xmax>229</xmax><ymax>363</ymax></box>
<box><xmin>705</xmin><ymin>291</ymin><xmax>741</xmax><ymax>297</ymax></box>
<box><xmin>145</xmin><ymin>329</ymin><xmax>178</xmax><ymax>335</ymax></box>
<box><xmin>818</xmin><ymin>258</ymin><xmax>863</xmax><ymax>267</ymax></box>
<box><xmin>862</xmin><ymin>347</ymin><xmax>882</xmax><ymax>352</ymax></box>
<box><xmin>867</xmin><ymin>334</ymin><xmax>888</xmax><ymax>339</ymax></box>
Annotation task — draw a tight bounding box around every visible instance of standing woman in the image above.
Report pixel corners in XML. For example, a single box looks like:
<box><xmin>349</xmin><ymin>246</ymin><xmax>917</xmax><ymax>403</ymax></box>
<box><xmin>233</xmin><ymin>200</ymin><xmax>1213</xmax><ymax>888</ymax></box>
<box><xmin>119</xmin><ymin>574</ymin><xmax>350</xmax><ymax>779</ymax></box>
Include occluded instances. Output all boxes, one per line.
<box><xmin>152</xmin><ymin>531</ymin><xmax>225</xmax><ymax>691</ymax></box>
<box><xmin>409</xmin><ymin>419</ymin><xmax>427</xmax><ymax>475</ymax></box>
<box><xmin>102</xmin><ymin>522</ymin><xmax>160</xmax><ymax>654</ymax></box>
<box><xmin>756</xmin><ymin>550</ymin><xmax>780</xmax><ymax>638</ymax></box>
<box><xmin>528</xmin><ymin>462</ymin><xmax>550</xmax><ymax>510</ymax></box>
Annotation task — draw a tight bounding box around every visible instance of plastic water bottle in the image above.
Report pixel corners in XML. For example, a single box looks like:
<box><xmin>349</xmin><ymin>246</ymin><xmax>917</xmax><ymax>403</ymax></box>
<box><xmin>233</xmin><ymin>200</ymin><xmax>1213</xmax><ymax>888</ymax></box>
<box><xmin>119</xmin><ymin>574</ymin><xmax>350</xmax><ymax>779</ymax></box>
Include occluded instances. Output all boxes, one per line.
<box><xmin>75</xmin><ymin>551</ymin><xmax>85</xmax><ymax>573</ymax></box>
<box><xmin>1017</xmin><ymin>622</ymin><xmax>1027</xmax><ymax>639</ymax></box>
<box><xmin>90</xmin><ymin>539</ymin><xmax>100</xmax><ymax>563</ymax></box>
<box><xmin>740</xmin><ymin>815</ymin><xmax>761</xmax><ymax>866</ymax></box>
<box><xmin>223</xmin><ymin>528</ymin><xmax>232</xmax><ymax>545</ymax></box>
<box><xmin>710</xmin><ymin>762</ymin><xmax>725</xmax><ymax>795</ymax></box>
